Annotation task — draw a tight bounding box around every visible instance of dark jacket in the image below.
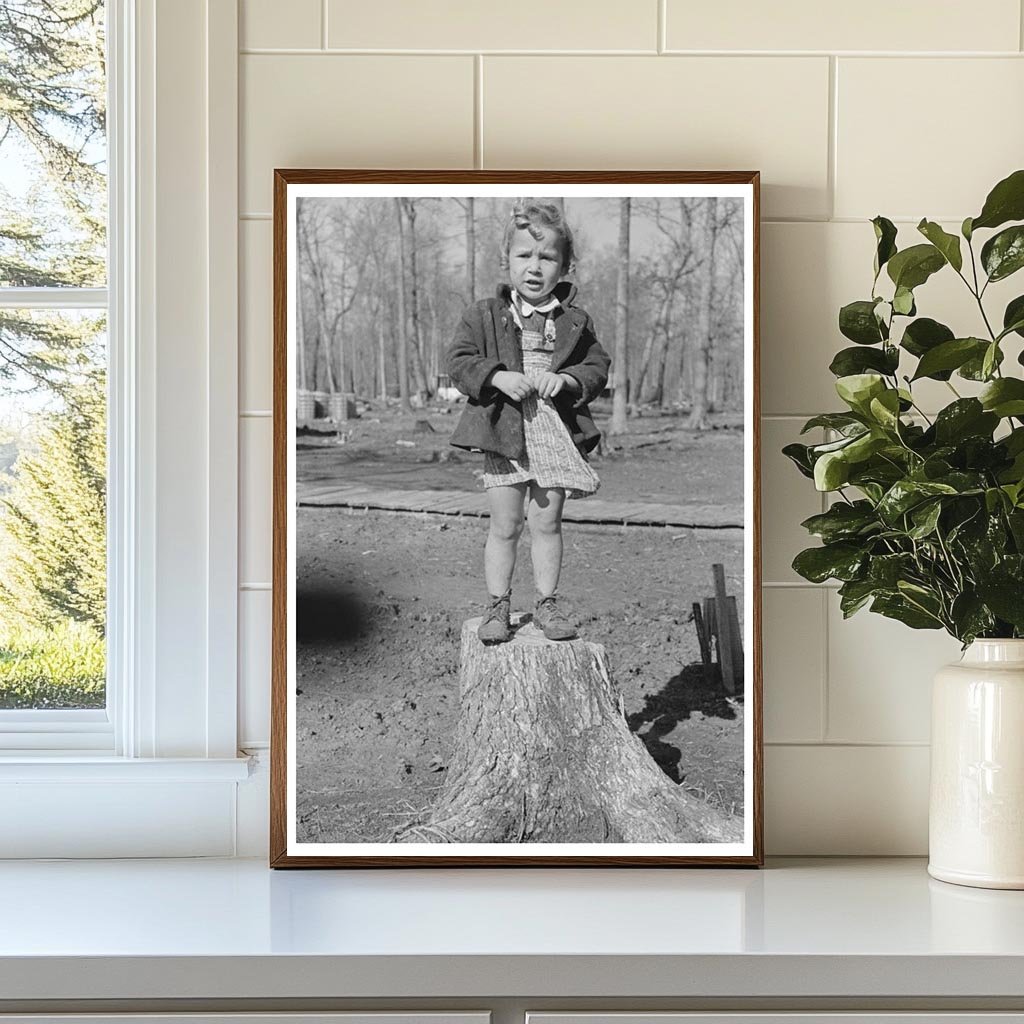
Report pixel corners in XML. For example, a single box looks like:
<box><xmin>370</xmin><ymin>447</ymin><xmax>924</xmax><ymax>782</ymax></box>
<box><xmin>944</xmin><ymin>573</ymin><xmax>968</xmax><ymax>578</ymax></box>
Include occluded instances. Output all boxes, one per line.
<box><xmin>446</xmin><ymin>281</ymin><xmax>610</xmax><ymax>459</ymax></box>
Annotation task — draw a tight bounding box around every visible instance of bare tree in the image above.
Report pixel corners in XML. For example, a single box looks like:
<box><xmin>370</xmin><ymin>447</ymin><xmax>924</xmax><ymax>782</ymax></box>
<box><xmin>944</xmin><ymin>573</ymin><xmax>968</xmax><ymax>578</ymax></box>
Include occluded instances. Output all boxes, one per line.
<box><xmin>393</xmin><ymin>199</ymin><xmax>412</xmax><ymax>414</ymax></box>
<box><xmin>401</xmin><ymin>199</ymin><xmax>431</xmax><ymax>401</ymax></box>
<box><xmin>687</xmin><ymin>198</ymin><xmax>720</xmax><ymax>430</ymax></box>
<box><xmin>608</xmin><ymin>198</ymin><xmax>630</xmax><ymax>436</ymax></box>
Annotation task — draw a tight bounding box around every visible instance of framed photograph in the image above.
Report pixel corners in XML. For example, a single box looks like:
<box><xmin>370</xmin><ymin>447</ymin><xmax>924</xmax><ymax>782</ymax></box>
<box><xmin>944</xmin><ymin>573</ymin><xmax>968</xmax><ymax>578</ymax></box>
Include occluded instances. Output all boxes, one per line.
<box><xmin>271</xmin><ymin>170</ymin><xmax>762</xmax><ymax>867</ymax></box>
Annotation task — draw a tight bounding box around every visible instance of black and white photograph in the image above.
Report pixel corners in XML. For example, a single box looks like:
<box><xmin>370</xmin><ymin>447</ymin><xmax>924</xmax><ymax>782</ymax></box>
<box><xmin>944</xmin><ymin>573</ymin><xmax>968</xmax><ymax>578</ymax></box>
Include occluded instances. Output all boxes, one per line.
<box><xmin>272</xmin><ymin>172</ymin><xmax>762</xmax><ymax>866</ymax></box>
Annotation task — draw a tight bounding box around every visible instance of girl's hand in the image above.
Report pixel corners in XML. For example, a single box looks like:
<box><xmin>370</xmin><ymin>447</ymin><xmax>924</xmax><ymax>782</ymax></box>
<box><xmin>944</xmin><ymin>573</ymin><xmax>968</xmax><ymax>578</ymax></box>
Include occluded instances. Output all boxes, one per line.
<box><xmin>536</xmin><ymin>372</ymin><xmax>576</xmax><ymax>400</ymax></box>
<box><xmin>491</xmin><ymin>370</ymin><xmax>535</xmax><ymax>401</ymax></box>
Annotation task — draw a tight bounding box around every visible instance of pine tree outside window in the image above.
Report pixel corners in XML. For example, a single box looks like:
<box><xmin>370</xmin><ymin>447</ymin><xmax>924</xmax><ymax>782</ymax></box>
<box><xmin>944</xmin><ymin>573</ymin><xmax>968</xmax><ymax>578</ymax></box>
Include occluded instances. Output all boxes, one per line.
<box><xmin>0</xmin><ymin>1</ymin><xmax>109</xmax><ymax>737</ymax></box>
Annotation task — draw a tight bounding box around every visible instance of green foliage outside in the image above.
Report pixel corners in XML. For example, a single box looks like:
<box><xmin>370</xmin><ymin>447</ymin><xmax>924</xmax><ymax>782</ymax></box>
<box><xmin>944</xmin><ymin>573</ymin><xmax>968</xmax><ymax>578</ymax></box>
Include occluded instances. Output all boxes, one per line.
<box><xmin>0</xmin><ymin>1</ymin><xmax>107</xmax><ymax>707</ymax></box>
<box><xmin>785</xmin><ymin>169</ymin><xmax>1024</xmax><ymax>645</ymax></box>
<box><xmin>0</xmin><ymin>619</ymin><xmax>104</xmax><ymax>709</ymax></box>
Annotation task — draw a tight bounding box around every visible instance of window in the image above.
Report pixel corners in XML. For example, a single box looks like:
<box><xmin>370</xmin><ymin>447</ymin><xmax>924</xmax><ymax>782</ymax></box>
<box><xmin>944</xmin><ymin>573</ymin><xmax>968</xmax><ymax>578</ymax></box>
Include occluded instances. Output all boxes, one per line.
<box><xmin>0</xmin><ymin>0</ymin><xmax>246</xmax><ymax>857</ymax></box>
<box><xmin>0</xmin><ymin>0</ymin><xmax>110</xmax><ymax>747</ymax></box>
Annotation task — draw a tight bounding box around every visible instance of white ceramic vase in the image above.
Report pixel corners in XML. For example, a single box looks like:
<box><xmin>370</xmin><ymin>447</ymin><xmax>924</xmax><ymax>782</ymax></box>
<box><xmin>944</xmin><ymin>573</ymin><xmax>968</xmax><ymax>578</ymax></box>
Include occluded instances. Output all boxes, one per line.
<box><xmin>929</xmin><ymin>639</ymin><xmax>1024</xmax><ymax>889</ymax></box>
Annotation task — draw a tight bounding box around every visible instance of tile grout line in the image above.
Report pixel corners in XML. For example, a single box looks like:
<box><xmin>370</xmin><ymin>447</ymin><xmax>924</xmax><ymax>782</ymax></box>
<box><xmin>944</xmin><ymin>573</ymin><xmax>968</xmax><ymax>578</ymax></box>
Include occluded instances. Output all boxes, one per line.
<box><xmin>321</xmin><ymin>0</ymin><xmax>328</xmax><ymax>50</ymax></box>
<box><xmin>820</xmin><ymin>586</ymin><xmax>830</xmax><ymax>743</ymax></box>
<box><xmin>237</xmin><ymin>47</ymin><xmax>1024</xmax><ymax>57</ymax></box>
<box><xmin>475</xmin><ymin>55</ymin><xmax>484</xmax><ymax>169</ymax></box>
<box><xmin>1021</xmin><ymin>0</ymin><xmax>1024</xmax><ymax>51</ymax></box>
<box><xmin>657</xmin><ymin>0</ymin><xmax>666</xmax><ymax>54</ymax></box>
<box><xmin>827</xmin><ymin>55</ymin><xmax>838</xmax><ymax>221</ymax></box>
<box><xmin>766</xmin><ymin>740</ymin><xmax>931</xmax><ymax>748</ymax></box>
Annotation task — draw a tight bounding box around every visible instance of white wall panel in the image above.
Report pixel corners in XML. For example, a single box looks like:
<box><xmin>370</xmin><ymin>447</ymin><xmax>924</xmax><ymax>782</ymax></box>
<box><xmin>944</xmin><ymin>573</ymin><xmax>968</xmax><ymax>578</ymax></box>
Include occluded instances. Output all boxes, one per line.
<box><xmin>483</xmin><ymin>56</ymin><xmax>831</xmax><ymax>220</ymax></box>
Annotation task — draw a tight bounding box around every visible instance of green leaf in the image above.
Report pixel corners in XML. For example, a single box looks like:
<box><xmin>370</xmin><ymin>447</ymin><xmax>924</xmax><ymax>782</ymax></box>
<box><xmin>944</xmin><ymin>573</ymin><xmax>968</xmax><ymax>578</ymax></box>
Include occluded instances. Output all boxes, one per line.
<box><xmin>868</xmin><ymin>389</ymin><xmax>902</xmax><ymax>430</ymax></box>
<box><xmin>900</xmin><ymin>317</ymin><xmax>955</xmax><ymax>365</ymax></box>
<box><xmin>829</xmin><ymin>345</ymin><xmax>899</xmax><ymax>378</ymax></box>
<box><xmin>980</xmin><ymin>378</ymin><xmax>1024</xmax><ymax>418</ymax></box>
<box><xmin>782</xmin><ymin>442</ymin><xmax>815</xmax><ymax>479</ymax></box>
<box><xmin>934</xmin><ymin>399</ymin><xmax>999</xmax><ymax>445</ymax></box>
<box><xmin>962</xmin><ymin>216</ymin><xmax>974</xmax><ymax>241</ymax></box>
<box><xmin>976</xmin><ymin>574</ymin><xmax>1024</xmax><ymax>629</ymax></box>
<box><xmin>892</xmin><ymin>287</ymin><xmax>916</xmax><ymax>316</ymax></box>
<box><xmin>981</xmin><ymin>225</ymin><xmax>1024</xmax><ymax>282</ymax></box>
<box><xmin>917</xmin><ymin>219</ymin><xmax>963</xmax><ymax>272</ymax></box>
<box><xmin>814</xmin><ymin>450</ymin><xmax>851</xmax><ymax>491</ymax></box>
<box><xmin>800</xmin><ymin>413</ymin><xmax>865</xmax><ymax>435</ymax></box>
<box><xmin>950</xmin><ymin>593</ymin><xmax>996</xmax><ymax>644</ymax></box>
<box><xmin>836</xmin><ymin>373</ymin><xmax>887</xmax><ymax>414</ymax></box>
<box><xmin>792</xmin><ymin>542</ymin><xmax>866</xmax><ymax>584</ymax></box>
<box><xmin>877</xmin><ymin>479</ymin><xmax>958</xmax><ymax>524</ymax></box>
<box><xmin>871</xmin><ymin>594</ymin><xmax>943</xmax><ymax>630</ymax></box>
<box><xmin>800</xmin><ymin>500</ymin><xmax>879</xmax><ymax>543</ymax></box>
<box><xmin>868</xmin><ymin>552</ymin><xmax>915</xmax><ymax>587</ymax></box>
<box><xmin>1003</xmin><ymin>295</ymin><xmax>1024</xmax><ymax>340</ymax></box>
<box><xmin>971</xmin><ymin>168</ymin><xmax>1024</xmax><ymax>232</ymax></box>
<box><xmin>839</xmin><ymin>300</ymin><xmax>887</xmax><ymax>345</ymax></box>
<box><xmin>887</xmin><ymin>244</ymin><xmax>946</xmax><ymax>291</ymax></box>
<box><xmin>908</xmin><ymin>500</ymin><xmax>942</xmax><ymax>539</ymax></box>
<box><xmin>838</xmin><ymin>578</ymin><xmax>876</xmax><ymax>617</ymax></box>
<box><xmin>872</xmin><ymin>216</ymin><xmax>898</xmax><ymax>277</ymax></box>
<box><xmin>982</xmin><ymin>341</ymin><xmax>1000</xmax><ymax>381</ymax></box>
<box><xmin>911</xmin><ymin>337</ymin><xmax>988</xmax><ymax>381</ymax></box>
<box><xmin>959</xmin><ymin>343</ymin><xmax>1004</xmax><ymax>381</ymax></box>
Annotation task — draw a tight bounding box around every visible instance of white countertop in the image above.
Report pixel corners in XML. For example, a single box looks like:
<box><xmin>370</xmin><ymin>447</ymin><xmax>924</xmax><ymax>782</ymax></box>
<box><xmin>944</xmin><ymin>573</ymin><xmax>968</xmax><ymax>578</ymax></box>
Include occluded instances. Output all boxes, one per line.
<box><xmin>2</xmin><ymin>857</ymin><xmax>1024</xmax><ymax>1001</ymax></box>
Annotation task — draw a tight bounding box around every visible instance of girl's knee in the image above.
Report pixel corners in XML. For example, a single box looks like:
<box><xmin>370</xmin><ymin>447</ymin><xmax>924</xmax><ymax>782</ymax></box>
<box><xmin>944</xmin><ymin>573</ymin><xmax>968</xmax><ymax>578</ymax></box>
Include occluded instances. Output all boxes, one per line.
<box><xmin>489</xmin><ymin>512</ymin><xmax>524</xmax><ymax>542</ymax></box>
<box><xmin>528</xmin><ymin>505</ymin><xmax>563</xmax><ymax>535</ymax></box>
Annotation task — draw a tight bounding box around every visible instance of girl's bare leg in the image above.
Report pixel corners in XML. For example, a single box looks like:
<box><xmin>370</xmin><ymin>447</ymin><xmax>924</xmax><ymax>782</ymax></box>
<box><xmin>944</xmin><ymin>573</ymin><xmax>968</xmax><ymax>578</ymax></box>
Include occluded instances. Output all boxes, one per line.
<box><xmin>526</xmin><ymin>485</ymin><xmax>566</xmax><ymax>598</ymax></box>
<box><xmin>484</xmin><ymin>483</ymin><xmax>527</xmax><ymax>596</ymax></box>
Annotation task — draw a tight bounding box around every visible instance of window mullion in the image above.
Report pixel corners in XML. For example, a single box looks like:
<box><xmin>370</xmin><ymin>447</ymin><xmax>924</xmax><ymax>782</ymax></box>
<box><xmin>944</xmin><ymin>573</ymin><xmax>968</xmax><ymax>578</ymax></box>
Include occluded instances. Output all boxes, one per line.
<box><xmin>0</xmin><ymin>287</ymin><xmax>108</xmax><ymax>310</ymax></box>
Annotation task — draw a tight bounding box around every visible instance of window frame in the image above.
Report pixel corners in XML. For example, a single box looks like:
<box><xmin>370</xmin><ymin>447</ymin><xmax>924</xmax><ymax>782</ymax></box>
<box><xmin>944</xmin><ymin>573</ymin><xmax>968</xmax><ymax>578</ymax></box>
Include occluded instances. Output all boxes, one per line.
<box><xmin>0</xmin><ymin>5</ymin><xmax>118</xmax><ymax>750</ymax></box>
<box><xmin>0</xmin><ymin>0</ymin><xmax>247</xmax><ymax>859</ymax></box>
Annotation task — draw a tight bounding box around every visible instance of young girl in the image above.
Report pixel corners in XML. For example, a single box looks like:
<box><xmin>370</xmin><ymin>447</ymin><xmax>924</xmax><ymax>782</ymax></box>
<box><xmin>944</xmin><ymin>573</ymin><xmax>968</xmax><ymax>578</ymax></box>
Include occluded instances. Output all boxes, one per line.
<box><xmin>447</xmin><ymin>201</ymin><xmax>611</xmax><ymax>644</ymax></box>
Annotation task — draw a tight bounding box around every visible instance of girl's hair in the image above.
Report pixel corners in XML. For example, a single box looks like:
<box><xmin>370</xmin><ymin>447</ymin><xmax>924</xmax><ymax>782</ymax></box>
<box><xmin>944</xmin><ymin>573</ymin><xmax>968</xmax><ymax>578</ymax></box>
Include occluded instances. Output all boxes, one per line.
<box><xmin>499</xmin><ymin>200</ymin><xmax>576</xmax><ymax>274</ymax></box>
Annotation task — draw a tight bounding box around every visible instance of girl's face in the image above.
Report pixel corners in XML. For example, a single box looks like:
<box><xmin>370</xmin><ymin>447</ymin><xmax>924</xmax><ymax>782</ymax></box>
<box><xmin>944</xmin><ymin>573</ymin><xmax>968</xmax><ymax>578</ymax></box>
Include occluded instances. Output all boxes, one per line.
<box><xmin>507</xmin><ymin>225</ymin><xmax>564</xmax><ymax>303</ymax></box>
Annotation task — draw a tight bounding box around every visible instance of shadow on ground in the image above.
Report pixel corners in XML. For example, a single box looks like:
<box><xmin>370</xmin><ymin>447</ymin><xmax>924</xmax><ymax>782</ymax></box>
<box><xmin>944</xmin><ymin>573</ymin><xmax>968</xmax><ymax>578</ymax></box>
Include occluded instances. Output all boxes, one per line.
<box><xmin>627</xmin><ymin>663</ymin><xmax>740</xmax><ymax>783</ymax></box>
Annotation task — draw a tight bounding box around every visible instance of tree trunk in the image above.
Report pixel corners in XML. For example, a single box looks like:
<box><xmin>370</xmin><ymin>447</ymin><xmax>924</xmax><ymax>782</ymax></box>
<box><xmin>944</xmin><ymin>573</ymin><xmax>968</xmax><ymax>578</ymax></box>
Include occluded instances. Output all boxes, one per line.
<box><xmin>403</xmin><ymin>198</ymin><xmax>431</xmax><ymax>401</ymax></box>
<box><xmin>465</xmin><ymin>197</ymin><xmax>476</xmax><ymax>303</ymax></box>
<box><xmin>394</xmin><ymin>617</ymin><xmax>742</xmax><ymax>845</ymax></box>
<box><xmin>296</xmin><ymin>271</ymin><xmax>308</xmax><ymax>391</ymax></box>
<box><xmin>608</xmin><ymin>198</ymin><xmax>630</xmax><ymax>436</ymax></box>
<box><xmin>687</xmin><ymin>198</ymin><xmax>719</xmax><ymax>431</ymax></box>
<box><xmin>377</xmin><ymin>314</ymin><xmax>387</xmax><ymax>402</ymax></box>
<box><xmin>393</xmin><ymin>199</ymin><xmax>412</xmax><ymax>414</ymax></box>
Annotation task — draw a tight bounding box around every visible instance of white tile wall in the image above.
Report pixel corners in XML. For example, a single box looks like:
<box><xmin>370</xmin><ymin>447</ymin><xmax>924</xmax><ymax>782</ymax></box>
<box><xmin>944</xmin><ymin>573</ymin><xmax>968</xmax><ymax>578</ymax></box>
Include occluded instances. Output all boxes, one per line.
<box><xmin>762</xmin><ymin>588</ymin><xmax>825</xmax><ymax>744</ymax></box>
<box><xmin>760</xmin><ymin>418</ymin><xmax>824</xmax><ymax>584</ymax></box>
<box><xmin>239</xmin><ymin>590</ymin><xmax>272</xmax><ymax>747</ymax></box>
<box><xmin>326</xmin><ymin>0</ymin><xmax>659</xmax><ymax>51</ymax></box>
<box><xmin>240</xmin><ymin>54</ymin><xmax>475</xmax><ymax>213</ymax></box>
<box><xmin>239</xmin><ymin>417</ymin><xmax>272</xmax><ymax>587</ymax></box>
<box><xmin>236</xmin><ymin>2</ymin><xmax>1024</xmax><ymax>854</ymax></box>
<box><xmin>241</xmin><ymin>0</ymin><xmax>321</xmax><ymax>50</ymax></box>
<box><xmin>240</xmin><ymin>219</ymin><xmax>272</xmax><ymax>412</ymax></box>
<box><xmin>665</xmin><ymin>0</ymin><xmax>1021</xmax><ymax>53</ymax></box>
<box><xmin>835</xmin><ymin>58</ymin><xmax>1024</xmax><ymax>220</ymax></box>
<box><xmin>483</xmin><ymin>56</ymin><xmax>831</xmax><ymax>220</ymax></box>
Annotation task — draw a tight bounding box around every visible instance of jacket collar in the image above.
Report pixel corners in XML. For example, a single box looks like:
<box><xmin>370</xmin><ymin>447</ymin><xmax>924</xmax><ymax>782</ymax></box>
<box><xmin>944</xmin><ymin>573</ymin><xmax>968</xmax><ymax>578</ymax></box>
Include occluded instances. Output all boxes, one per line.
<box><xmin>494</xmin><ymin>280</ymin><xmax>586</xmax><ymax>372</ymax></box>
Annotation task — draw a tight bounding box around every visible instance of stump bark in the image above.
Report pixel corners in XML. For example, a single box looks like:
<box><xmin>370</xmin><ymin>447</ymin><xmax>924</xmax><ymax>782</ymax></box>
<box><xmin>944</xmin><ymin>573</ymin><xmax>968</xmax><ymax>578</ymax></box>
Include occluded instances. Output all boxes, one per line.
<box><xmin>394</xmin><ymin>616</ymin><xmax>743</xmax><ymax>844</ymax></box>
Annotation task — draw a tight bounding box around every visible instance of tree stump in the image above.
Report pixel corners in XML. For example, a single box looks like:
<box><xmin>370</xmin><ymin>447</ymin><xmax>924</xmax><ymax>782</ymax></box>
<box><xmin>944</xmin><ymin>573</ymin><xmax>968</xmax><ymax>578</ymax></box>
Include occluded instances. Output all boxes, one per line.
<box><xmin>394</xmin><ymin>616</ymin><xmax>742</xmax><ymax>844</ymax></box>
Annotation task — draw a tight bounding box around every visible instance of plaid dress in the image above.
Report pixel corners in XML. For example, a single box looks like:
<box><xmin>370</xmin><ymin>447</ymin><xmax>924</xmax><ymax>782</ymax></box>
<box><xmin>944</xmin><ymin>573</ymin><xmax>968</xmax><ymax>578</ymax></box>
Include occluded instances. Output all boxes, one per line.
<box><xmin>482</xmin><ymin>301</ymin><xmax>600</xmax><ymax>500</ymax></box>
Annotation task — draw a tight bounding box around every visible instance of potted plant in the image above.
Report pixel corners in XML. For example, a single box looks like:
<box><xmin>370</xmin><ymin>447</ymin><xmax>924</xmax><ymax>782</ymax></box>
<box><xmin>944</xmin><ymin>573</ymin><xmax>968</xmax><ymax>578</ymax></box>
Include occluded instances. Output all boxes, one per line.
<box><xmin>784</xmin><ymin>168</ymin><xmax>1024</xmax><ymax>889</ymax></box>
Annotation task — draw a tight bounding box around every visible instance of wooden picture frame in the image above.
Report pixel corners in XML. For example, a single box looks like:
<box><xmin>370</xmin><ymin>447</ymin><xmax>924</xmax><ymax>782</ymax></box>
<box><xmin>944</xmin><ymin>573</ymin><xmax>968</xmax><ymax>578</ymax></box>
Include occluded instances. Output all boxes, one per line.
<box><xmin>271</xmin><ymin>170</ymin><xmax>762</xmax><ymax>867</ymax></box>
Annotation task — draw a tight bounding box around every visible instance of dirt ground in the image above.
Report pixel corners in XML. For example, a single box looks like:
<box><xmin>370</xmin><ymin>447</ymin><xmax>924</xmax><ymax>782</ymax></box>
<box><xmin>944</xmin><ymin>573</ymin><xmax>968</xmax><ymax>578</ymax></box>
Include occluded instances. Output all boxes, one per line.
<box><xmin>295</xmin><ymin>400</ymin><xmax>747</xmax><ymax>845</ymax></box>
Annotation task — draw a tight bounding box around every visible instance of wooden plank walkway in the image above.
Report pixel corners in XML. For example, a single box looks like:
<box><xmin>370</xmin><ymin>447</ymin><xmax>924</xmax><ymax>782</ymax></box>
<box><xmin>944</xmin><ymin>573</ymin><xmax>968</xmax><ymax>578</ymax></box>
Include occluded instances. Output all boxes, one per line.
<box><xmin>297</xmin><ymin>482</ymin><xmax>742</xmax><ymax>529</ymax></box>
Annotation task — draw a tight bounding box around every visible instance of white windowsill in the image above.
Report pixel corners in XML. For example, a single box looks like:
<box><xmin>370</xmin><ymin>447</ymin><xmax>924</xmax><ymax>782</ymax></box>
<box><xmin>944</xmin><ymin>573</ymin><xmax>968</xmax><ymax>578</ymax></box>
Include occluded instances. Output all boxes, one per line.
<box><xmin>0</xmin><ymin>754</ymin><xmax>252</xmax><ymax>781</ymax></box>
